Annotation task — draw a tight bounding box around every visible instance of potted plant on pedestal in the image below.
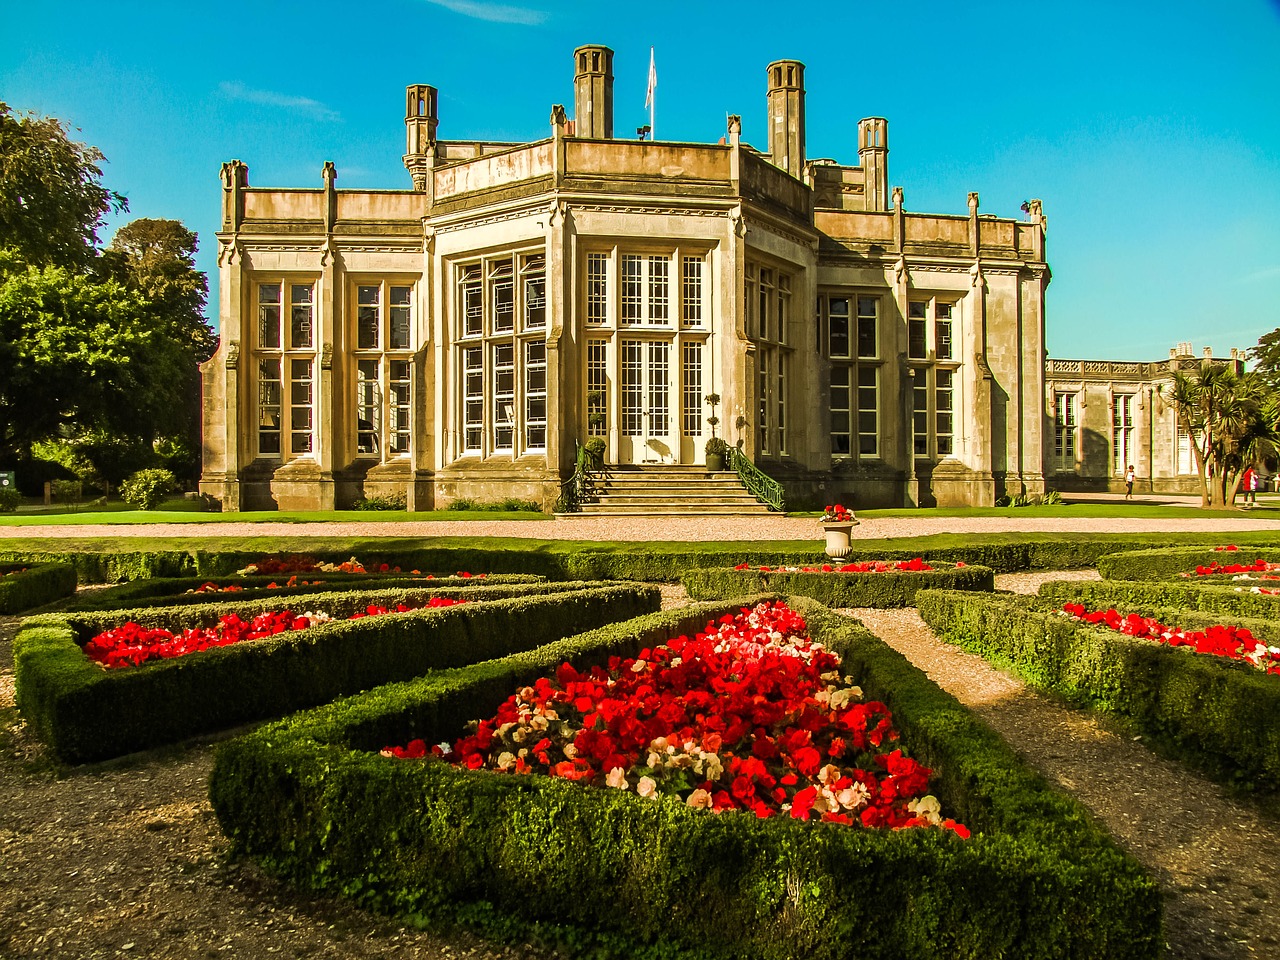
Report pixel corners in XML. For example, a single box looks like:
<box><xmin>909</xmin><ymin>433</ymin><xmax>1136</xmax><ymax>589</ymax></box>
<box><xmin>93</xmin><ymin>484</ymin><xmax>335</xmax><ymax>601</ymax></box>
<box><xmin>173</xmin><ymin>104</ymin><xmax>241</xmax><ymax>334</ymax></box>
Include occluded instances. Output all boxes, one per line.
<box><xmin>704</xmin><ymin>394</ymin><xmax>725</xmax><ymax>470</ymax></box>
<box><xmin>705</xmin><ymin>436</ymin><xmax>730</xmax><ymax>472</ymax></box>
<box><xmin>820</xmin><ymin>502</ymin><xmax>858</xmax><ymax>558</ymax></box>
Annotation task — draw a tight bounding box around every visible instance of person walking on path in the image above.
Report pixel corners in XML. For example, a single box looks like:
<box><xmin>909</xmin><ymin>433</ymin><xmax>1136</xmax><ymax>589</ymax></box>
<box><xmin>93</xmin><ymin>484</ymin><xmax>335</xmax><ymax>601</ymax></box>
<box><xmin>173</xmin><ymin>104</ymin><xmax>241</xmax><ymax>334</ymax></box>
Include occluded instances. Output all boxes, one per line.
<box><xmin>1243</xmin><ymin>465</ymin><xmax>1258</xmax><ymax>507</ymax></box>
<box><xmin>1124</xmin><ymin>465</ymin><xmax>1136</xmax><ymax>500</ymax></box>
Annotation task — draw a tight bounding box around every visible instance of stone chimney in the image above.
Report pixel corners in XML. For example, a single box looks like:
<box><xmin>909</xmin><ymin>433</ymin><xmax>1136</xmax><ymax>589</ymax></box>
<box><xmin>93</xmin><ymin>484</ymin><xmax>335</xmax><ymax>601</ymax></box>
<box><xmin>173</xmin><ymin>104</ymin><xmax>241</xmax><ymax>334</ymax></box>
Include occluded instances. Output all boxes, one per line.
<box><xmin>573</xmin><ymin>45</ymin><xmax>614</xmax><ymax>139</ymax></box>
<box><xmin>766</xmin><ymin>59</ymin><xmax>805</xmax><ymax>179</ymax></box>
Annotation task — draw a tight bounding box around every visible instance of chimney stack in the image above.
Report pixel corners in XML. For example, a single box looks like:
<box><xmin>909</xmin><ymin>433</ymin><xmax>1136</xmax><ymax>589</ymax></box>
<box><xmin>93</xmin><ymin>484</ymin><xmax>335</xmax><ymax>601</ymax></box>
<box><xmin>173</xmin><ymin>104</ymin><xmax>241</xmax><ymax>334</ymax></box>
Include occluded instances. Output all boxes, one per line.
<box><xmin>766</xmin><ymin>59</ymin><xmax>805</xmax><ymax>179</ymax></box>
<box><xmin>573</xmin><ymin>45</ymin><xmax>614</xmax><ymax>139</ymax></box>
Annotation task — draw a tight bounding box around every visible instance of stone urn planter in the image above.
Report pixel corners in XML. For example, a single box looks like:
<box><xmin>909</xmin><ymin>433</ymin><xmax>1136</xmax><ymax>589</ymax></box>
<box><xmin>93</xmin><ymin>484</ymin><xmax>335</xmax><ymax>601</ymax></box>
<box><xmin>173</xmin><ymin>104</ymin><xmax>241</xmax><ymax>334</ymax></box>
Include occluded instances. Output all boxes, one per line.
<box><xmin>820</xmin><ymin>504</ymin><xmax>858</xmax><ymax>558</ymax></box>
<box><xmin>822</xmin><ymin>523</ymin><xmax>856</xmax><ymax>559</ymax></box>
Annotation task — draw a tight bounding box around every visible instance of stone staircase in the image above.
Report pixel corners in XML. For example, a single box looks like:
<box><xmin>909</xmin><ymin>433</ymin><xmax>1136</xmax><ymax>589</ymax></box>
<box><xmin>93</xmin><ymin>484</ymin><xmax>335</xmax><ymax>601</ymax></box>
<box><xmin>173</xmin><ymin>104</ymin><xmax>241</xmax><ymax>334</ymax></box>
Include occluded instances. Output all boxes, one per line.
<box><xmin>564</xmin><ymin>464</ymin><xmax>777</xmax><ymax>517</ymax></box>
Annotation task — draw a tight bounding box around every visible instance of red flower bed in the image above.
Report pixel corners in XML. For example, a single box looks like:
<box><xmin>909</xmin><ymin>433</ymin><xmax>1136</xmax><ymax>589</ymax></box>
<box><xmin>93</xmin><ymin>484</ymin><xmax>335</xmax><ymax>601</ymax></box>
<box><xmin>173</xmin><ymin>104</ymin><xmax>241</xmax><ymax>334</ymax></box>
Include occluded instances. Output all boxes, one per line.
<box><xmin>384</xmin><ymin>601</ymin><xmax>968</xmax><ymax>835</ymax></box>
<box><xmin>733</xmin><ymin>558</ymin><xmax>939</xmax><ymax>573</ymax></box>
<box><xmin>1061</xmin><ymin>602</ymin><xmax>1280</xmax><ymax>675</ymax></box>
<box><xmin>1184</xmin><ymin>558</ymin><xmax>1280</xmax><ymax>577</ymax></box>
<box><xmin>85</xmin><ymin>597</ymin><xmax>466</xmax><ymax>669</ymax></box>
<box><xmin>0</xmin><ymin>567</ymin><xmax>29</xmax><ymax>579</ymax></box>
<box><xmin>237</xmin><ymin>555</ymin><xmax>485</xmax><ymax>579</ymax></box>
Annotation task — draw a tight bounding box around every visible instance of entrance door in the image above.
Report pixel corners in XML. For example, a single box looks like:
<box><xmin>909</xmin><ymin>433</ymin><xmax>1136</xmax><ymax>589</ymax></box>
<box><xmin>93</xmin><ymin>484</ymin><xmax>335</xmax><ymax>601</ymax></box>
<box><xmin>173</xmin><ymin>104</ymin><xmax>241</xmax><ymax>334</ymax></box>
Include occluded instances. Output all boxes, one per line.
<box><xmin>619</xmin><ymin>339</ymin><xmax>672</xmax><ymax>463</ymax></box>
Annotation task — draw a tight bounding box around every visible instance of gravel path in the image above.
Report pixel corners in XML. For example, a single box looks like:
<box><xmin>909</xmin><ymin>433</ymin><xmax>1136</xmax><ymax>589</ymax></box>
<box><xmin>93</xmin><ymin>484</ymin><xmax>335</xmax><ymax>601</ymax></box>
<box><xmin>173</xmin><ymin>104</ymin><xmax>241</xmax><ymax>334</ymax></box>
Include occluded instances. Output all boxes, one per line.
<box><xmin>848</xmin><ymin>604</ymin><xmax>1280</xmax><ymax>960</ymax></box>
<box><xmin>3</xmin><ymin>562</ymin><xmax>1278</xmax><ymax>958</ymax></box>
<box><xmin>3</xmin><ymin>513</ymin><xmax>1280</xmax><ymax>542</ymax></box>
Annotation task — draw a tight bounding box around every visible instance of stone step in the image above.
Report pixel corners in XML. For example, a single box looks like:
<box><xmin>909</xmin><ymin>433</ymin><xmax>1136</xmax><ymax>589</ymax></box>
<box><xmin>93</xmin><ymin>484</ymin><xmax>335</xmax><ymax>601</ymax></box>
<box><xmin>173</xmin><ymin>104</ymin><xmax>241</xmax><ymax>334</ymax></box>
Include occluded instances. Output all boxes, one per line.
<box><xmin>563</xmin><ymin>462</ymin><xmax>779</xmax><ymax>518</ymax></box>
<box><xmin>571</xmin><ymin>504</ymin><xmax>774</xmax><ymax>517</ymax></box>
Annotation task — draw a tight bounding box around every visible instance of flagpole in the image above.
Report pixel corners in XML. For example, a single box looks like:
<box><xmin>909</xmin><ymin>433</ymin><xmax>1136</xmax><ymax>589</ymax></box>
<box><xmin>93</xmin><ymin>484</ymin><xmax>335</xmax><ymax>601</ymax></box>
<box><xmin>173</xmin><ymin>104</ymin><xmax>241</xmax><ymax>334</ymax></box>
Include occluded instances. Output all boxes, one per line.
<box><xmin>646</xmin><ymin>46</ymin><xmax>656</xmax><ymax>141</ymax></box>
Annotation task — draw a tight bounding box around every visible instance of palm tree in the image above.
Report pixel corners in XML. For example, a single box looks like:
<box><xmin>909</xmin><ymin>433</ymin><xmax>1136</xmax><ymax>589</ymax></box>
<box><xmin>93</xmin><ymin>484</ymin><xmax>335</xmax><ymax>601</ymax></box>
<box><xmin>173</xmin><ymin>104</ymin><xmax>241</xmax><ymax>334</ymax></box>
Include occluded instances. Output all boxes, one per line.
<box><xmin>1163</xmin><ymin>365</ymin><xmax>1279</xmax><ymax>507</ymax></box>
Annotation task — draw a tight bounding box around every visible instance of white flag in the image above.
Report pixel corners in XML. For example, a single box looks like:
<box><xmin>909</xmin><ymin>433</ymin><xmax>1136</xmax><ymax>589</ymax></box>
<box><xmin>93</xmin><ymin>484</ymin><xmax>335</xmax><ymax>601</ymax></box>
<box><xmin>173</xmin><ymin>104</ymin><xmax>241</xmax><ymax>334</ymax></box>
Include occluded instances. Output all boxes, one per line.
<box><xmin>645</xmin><ymin>47</ymin><xmax>657</xmax><ymax>111</ymax></box>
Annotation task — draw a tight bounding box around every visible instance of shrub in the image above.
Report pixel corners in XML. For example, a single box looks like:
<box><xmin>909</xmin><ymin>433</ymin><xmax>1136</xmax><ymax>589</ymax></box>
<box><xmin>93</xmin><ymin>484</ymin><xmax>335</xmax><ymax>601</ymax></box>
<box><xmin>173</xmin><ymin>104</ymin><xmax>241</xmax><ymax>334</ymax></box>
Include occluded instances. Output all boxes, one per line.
<box><xmin>0</xmin><ymin>487</ymin><xmax>21</xmax><ymax>512</ymax></box>
<box><xmin>209</xmin><ymin>597</ymin><xmax>1160</xmax><ymax>960</ymax></box>
<box><xmin>57</xmin><ymin>573</ymin><xmax>545</xmax><ymax>613</ymax></box>
<box><xmin>0</xmin><ymin>562</ymin><xmax>79</xmax><ymax>614</ymax></box>
<box><xmin>353</xmin><ymin>494</ymin><xmax>407</xmax><ymax>511</ymax></box>
<box><xmin>682</xmin><ymin>563</ymin><xmax>994</xmax><ymax>608</ymax></box>
<box><xmin>446</xmin><ymin>497</ymin><xmax>478</xmax><ymax>511</ymax></box>
<box><xmin>120</xmin><ymin>468</ymin><xmax>176</xmax><ymax>510</ymax></box>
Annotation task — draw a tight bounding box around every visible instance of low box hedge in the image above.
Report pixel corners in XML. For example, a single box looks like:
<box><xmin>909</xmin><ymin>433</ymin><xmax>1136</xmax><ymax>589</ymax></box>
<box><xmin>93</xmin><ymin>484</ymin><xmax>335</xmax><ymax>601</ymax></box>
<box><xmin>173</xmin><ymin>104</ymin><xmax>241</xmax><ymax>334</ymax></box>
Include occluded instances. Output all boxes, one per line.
<box><xmin>209</xmin><ymin>595</ymin><xmax>1160</xmax><ymax>960</ymax></box>
<box><xmin>0</xmin><ymin>562</ymin><xmax>78</xmax><ymax>614</ymax></box>
<box><xmin>1038</xmin><ymin>578</ymin><xmax>1280</xmax><ymax>624</ymax></box>
<box><xmin>916</xmin><ymin>589</ymin><xmax>1280</xmax><ymax>791</ymax></box>
<box><xmin>0</xmin><ymin>548</ymin><xmax>195</xmax><ymax>584</ymax></box>
<box><xmin>681</xmin><ymin>563</ymin><xmax>993</xmax><ymax>608</ymax></box>
<box><xmin>14</xmin><ymin>582</ymin><xmax>658</xmax><ymax>764</ymax></box>
<box><xmin>57</xmin><ymin>573</ymin><xmax>544</xmax><ymax>613</ymax></box>
<box><xmin>1</xmin><ymin>534</ymin><xmax>1211</xmax><ymax>588</ymax></box>
<box><xmin>1096</xmin><ymin>546</ymin><xmax>1280</xmax><ymax>582</ymax></box>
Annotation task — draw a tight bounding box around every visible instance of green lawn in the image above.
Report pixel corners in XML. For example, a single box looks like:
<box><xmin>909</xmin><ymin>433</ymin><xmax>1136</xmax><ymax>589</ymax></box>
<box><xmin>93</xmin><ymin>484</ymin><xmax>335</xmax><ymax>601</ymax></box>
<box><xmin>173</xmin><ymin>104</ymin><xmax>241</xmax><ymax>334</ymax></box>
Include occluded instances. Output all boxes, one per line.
<box><xmin>850</xmin><ymin>502</ymin><xmax>1280</xmax><ymax>520</ymax></box>
<box><xmin>0</xmin><ymin>499</ymin><xmax>551</xmax><ymax>526</ymax></box>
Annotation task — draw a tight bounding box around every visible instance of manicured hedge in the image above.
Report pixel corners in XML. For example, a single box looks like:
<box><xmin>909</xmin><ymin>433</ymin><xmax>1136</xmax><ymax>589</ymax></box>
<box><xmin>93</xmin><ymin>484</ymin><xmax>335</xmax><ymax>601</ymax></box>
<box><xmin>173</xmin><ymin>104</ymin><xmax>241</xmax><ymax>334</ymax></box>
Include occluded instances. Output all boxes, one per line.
<box><xmin>1096</xmin><ymin>546</ymin><xmax>1280</xmax><ymax>582</ymax></box>
<box><xmin>57</xmin><ymin>573</ymin><xmax>544</xmax><ymax>613</ymax></box>
<box><xmin>681</xmin><ymin>563</ymin><xmax>994</xmax><ymax>608</ymax></box>
<box><xmin>14</xmin><ymin>582</ymin><xmax>658</xmax><ymax>764</ymax></box>
<box><xmin>1038</xmin><ymin>578</ymin><xmax>1280</xmax><ymax>624</ymax></box>
<box><xmin>916</xmin><ymin>590</ymin><xmax>1280</xmax><ymax>791</ymax></box>
<box><xmin>0</xmin><ymin>562</ymin><xmax>78</xmax><ymax>614</ymax></box>
<box><xmin>0</xmin><ymin>534</ymin><xmax>1224</xmax><ymax>587</ymax></box>
<box><xmin>0</xmin><ymin>549</ymin><xmax>195</xmax><ymax>584</ymax></box>
<box><xmin>209</xmin><ymin>596</ymin><xmax>1160</xmax><ymax>960</ymax></box>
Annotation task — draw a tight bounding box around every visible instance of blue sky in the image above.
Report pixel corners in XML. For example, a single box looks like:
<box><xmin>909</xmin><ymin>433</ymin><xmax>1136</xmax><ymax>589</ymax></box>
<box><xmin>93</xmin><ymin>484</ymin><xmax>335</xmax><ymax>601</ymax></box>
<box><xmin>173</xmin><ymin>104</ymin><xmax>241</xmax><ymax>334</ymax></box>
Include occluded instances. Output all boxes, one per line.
<box><xmin>2</xmin><ymin>0</ymin><xmax>1278</xmax><ymax>360</ymax></box>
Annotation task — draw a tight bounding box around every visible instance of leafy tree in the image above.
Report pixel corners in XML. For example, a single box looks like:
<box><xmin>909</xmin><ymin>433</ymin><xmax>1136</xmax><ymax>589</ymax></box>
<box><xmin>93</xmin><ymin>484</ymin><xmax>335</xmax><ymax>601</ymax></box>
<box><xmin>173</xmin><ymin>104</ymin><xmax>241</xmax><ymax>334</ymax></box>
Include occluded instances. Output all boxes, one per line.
<box><xmin>1247</xmin><ymin>328</ymin><xmax>1280</xmax><ymax>393</ymax></box>
<box><xmin>0</xmin><ymin>101</ymin><xmax>127</xmax><ymax>266</ymax></box>
<box><xmin>1163</xmin><ymin>364</ymin><xmax>1279</xmax><ymax>507</ymax></box>
<box><xmin>102</xmin><ymin>218</ymin><xmax>215</xmax><ymax>360</ymax></box>
<box><xmin>0</xmin><ymin>254</ymin><xmax>192</xmax><ymax>469</ymax></box>
<box><xmin>0</xmin><ymin>103</ymin><xmax>213</xmax><ymax>491</ymax></box>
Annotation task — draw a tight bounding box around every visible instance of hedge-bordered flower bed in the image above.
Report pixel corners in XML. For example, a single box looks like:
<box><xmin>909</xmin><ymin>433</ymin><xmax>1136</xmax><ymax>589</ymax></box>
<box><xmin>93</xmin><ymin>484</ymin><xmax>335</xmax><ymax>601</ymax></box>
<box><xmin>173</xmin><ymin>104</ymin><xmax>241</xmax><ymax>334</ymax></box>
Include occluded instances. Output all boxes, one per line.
<box><xmin>14</xmin><ymin>581</ymin><xmax>658</xmax><ymax>764</ymax></box>
<box><xmin>1038</xmin><ymin>577</ymin><xmax>1280</xmax><ymax>626</ymax></box>
<box><xmin>1096</xmin><ymin>546</ymin><xmax>1280</xmax><ymax>583</ymax></box>
<box><xmin>681</xmin><ymin>561</ymin><xmax>993</xmax><ymax>608</ymax></box>
<box><xmin>209</xmin><ymin>596</ymin><xmax>1160</xmax><ymax>960</ymax></box>
<box><xmin>916</xmin><ymin>589</ymin><xmax>1280</xmax><ymax>790</ymax></box>
<box><xmin>56</xmin><ymin>573</ymin><xmax>543</xmax><ymax>613</ymax></box>
<box><xmin>1059</xmin><ymin>602</ymin><xmax>1280</xmax><ymax>674</ymax></box>
<box><xmin>85</xmin><ymin>597</ymin><xmax>467</xmax><ymax>668</ymax></box>
<box><xmin>0</xmin><ymin>562</ymin><xmax>78</xmax><ymax>614</ymax></box>
<box><xmin>400</xmin><ymin>601</ymin><xmax>969</xmax><ymax>833</ymax></box>
<box><xmin>3</xmin><ymin>534</ymin><xmax>1238</xmax><ymax>588</ymax></box>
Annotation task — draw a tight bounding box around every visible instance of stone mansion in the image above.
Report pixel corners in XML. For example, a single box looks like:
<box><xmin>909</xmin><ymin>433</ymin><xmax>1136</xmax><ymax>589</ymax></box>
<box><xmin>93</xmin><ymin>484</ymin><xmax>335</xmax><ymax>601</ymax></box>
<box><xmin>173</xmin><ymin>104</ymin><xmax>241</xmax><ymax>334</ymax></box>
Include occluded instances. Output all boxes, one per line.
<box><xmin>199</xmin><ymin>44</ymin><xmax>1053</xmax><ymax>511</ymax></box>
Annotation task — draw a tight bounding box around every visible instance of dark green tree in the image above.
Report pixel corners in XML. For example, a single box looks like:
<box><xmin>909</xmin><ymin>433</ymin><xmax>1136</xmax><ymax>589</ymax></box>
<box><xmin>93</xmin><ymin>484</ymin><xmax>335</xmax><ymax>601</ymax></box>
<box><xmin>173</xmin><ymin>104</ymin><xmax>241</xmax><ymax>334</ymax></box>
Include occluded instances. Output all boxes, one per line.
<box><xmin>0</xmin><ymin>254</ymin><xmax>192</xmax><ymax>469</ymax></box>
<box><xmin>0</xmin><ymin>101</ymin><xmax>127</xmax><ymax>266</ymax></box>
<box><xmin>1247</xmin><ymin>328</ymin><xmax>1280</xmax><ymax>393</ymax></box>
<box><xmin>102</xmin><ymin>218</ymin><xmax>215</xmax><ymax>360</ymax></box>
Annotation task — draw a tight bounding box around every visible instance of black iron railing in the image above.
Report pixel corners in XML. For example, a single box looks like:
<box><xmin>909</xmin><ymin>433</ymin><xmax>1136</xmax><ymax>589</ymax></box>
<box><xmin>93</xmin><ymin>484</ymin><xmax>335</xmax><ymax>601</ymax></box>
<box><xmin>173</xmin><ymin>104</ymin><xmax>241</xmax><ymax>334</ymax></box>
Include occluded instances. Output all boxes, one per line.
<box><xmin>727</xmin><ymin>446</ymin><xmax>785</xmax><ymax>512</ymax></box>
<box><xmin>554</xmin><ymin>442</ymin><xmax>597</xmax><ymax>513</ymax></box>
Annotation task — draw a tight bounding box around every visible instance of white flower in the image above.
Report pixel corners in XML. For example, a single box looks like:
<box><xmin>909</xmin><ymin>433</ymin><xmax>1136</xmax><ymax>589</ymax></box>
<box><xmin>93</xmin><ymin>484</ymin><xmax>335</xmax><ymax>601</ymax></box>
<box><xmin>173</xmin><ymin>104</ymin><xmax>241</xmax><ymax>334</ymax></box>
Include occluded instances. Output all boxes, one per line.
<box><xmin>636</xmin><ymin>775</ymin><xmax>658</xmax><ymax>798</ymax></box>
<box><xmin>908</xmin><ymin>795</ymin><xmax>942</xmax><ymax>824</ymax></box>
<box><xmin>836</xmin><ymin>782</ymin><xmax>870</xmax><ymax>810</ymax></box>
<box><xmin>606</xmin><ymin>767</ymin><xmax>629</xmax><ymax>790</ymax></box>
<box><xmin>496</xmin><ymin>751</ymin><xmax>516</xmax><ymax>770</ymax></box>
<box><xmin>562</xmin><ymin>742</ymin><xmax>578</xmax><ymax>759</ymax></box>
<box><xmin>686</xmin><ymin>788</ymin><xmax>713</xmax><ymax>809</ymax></box>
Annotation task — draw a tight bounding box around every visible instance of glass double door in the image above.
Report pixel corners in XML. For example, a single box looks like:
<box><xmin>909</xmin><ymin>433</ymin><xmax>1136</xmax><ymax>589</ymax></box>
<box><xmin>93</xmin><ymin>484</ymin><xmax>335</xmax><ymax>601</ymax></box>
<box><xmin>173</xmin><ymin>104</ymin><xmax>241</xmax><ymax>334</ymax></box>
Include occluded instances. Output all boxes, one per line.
<box><xmin>618</xmin><ymin>339</ymin><xmax>672</xmax><ymax>463</ymax></box>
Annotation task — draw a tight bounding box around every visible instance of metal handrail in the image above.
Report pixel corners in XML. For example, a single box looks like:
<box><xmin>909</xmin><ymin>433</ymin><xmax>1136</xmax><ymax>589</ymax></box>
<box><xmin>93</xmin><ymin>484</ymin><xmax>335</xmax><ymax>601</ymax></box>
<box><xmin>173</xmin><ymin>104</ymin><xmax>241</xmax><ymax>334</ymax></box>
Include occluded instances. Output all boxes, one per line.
<box><xmin>553</xmin><ymin>441</ymin><xmax>597</xmax><ymax>513</ymax></box>
<box><xmin>727</xmin><ymin>445</ymin><xmax>785</xmax><ymax>512</ymax></box>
